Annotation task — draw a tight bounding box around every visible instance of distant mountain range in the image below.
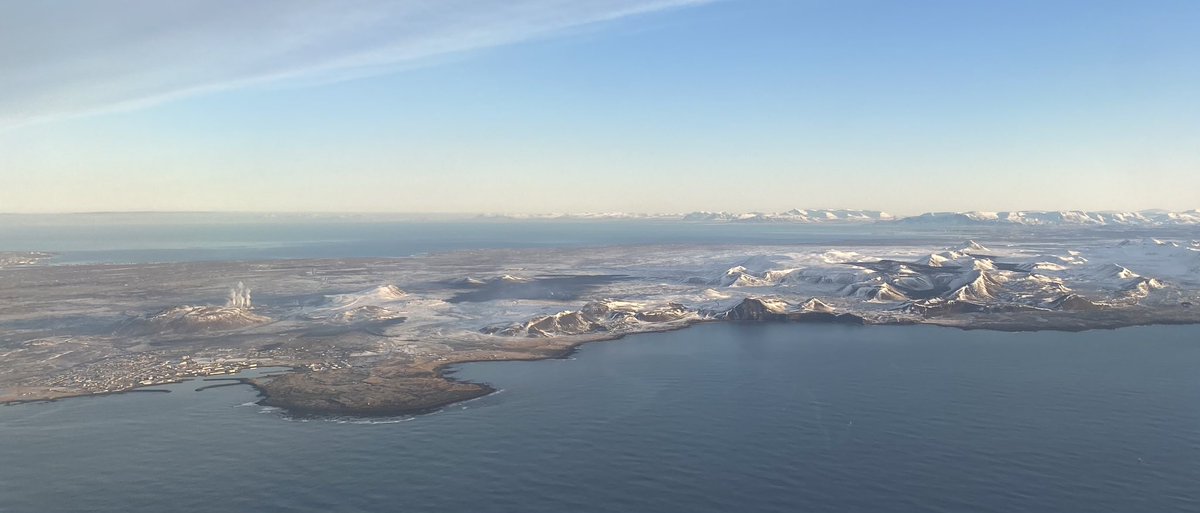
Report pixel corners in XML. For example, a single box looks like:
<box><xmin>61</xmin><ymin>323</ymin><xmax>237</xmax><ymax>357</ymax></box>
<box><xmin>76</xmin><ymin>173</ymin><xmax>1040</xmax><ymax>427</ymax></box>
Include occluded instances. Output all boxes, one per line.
<box><xmin>893</xmin><ymin>210</ymin><xmax>1200</xmax><ymax>226</ymax></box>
<box><xmin>680</xmin><ymin>209</ymin><xmax>893</xmax><ymax>223</ymax></box>
<box><xmin>479</xmin><ymin>209</ymin><xmax>1200</xmax><ymax>226</ymax></box>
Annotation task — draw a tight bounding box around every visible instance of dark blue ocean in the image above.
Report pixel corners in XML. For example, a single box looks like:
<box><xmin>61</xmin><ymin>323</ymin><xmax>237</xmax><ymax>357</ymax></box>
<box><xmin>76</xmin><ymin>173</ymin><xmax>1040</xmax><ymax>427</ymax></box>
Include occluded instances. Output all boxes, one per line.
<box><xmin>3</xmin><ymin>323</ymin><xmax>1200</xmax><ymax>513</ymax></box>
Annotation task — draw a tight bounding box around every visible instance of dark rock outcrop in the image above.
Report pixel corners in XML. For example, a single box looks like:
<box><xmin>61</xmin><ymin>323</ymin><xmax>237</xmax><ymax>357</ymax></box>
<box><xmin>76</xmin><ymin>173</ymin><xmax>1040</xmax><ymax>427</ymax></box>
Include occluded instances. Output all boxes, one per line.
<box><xmin>722</xmin><ymin>298</ymin><xmax>864</xmax><ymax>324</ymax></box>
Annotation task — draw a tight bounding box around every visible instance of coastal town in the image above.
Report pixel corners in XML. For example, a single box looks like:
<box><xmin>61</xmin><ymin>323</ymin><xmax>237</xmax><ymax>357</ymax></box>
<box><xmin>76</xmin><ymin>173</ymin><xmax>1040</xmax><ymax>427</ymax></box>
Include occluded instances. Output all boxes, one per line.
<box><xmin>11</xmin><ymin>346</ymin><xmax>354</xmax><ymax>399</ymax></box>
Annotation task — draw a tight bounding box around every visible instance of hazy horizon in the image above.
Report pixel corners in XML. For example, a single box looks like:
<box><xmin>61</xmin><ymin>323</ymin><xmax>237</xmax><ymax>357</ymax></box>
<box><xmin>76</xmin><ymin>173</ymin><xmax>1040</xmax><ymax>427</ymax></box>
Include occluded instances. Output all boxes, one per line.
<box><xmin>2</xmin><ymin>206</ymin><xmax>1198</xmax><ymax>219</ymax></box>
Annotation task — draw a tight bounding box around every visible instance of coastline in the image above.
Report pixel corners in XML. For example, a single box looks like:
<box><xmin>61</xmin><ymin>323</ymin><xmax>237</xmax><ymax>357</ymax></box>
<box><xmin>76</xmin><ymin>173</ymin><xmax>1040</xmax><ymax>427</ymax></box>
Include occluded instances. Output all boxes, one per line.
<box><xmin>6</xmin><ymin>314</ymin><xmax>1199</xmax><ymax>417</ymax></box>
<box><xmin>0</xmin><ymin>383</ymin><xmax>179</xmax><ymax>407</ymax></box>
<box><xmin>226</xmin><ymin>313</ymin><xmax>1200</xmax><ymax>417</ymax></box>
<box><xmin>249</xmin><ymin>320</ymin><xmax>704</xmax><ymax>417</ymax></box>
<box><xmin>243</xmin><ymin>311</ymin><xmax>1200</xmax><ymax>419</ymax></box>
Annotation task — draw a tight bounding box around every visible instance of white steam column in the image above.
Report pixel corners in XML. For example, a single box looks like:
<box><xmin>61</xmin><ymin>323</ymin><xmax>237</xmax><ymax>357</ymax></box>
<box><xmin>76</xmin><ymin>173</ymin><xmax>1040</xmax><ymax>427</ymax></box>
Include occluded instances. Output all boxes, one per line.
<box><xmin>227</xmin><ymin>282</ymin><xmax>252</xmax><ymax>309</ymax></box>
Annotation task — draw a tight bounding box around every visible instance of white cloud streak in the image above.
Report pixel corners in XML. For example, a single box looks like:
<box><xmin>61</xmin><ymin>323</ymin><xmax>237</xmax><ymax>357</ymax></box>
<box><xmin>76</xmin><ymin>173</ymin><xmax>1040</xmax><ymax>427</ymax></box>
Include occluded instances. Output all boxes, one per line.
<box><xmin>0</xmin><ymin>0</ymin><xmax>707</xmax><ymax>128</ymax></box>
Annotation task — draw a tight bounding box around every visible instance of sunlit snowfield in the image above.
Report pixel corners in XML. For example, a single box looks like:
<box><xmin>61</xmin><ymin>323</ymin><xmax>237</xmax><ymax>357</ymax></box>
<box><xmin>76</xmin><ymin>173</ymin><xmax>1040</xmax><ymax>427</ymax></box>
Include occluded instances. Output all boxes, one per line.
<box><xmin>1</xmin><ymin>215</ymin><xmax>1199</xmax><ymax>410</ymax></box>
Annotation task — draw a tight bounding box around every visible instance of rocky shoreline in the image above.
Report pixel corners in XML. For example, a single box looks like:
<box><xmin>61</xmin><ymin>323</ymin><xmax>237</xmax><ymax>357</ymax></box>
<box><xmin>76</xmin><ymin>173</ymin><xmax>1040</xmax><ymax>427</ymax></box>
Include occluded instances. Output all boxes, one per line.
<box><xmin>248</xmin><ymin>323</ymin><xmax>700</xmax><ymax>417</ymax></box>
<box><xmin>6</xmin><ymin>308</ymin><xmax>1199</xmax><ymax>417</ymax></box>
<box><xmin>230</xmin><ymin>312</ymin><xmax>1200</xmax><ymax>417</ymax></box>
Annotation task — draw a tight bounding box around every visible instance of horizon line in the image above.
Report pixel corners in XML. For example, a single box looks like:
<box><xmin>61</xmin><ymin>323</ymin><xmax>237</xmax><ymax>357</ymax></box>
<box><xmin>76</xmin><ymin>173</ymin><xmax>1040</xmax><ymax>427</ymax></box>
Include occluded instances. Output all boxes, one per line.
<box><xmin>2</xmin><ymin>207</ymin><xmax>1198</xmax><ymax>217</ymax></box>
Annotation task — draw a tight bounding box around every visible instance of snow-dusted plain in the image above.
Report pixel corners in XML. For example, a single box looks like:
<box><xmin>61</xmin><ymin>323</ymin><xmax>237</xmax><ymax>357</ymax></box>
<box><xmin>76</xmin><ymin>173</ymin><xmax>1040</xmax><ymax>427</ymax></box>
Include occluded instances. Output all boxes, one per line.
<box><xmin>1</xmin><ymin>225</ymin><xmax>1199</xmax><ymax>413</ymax></box>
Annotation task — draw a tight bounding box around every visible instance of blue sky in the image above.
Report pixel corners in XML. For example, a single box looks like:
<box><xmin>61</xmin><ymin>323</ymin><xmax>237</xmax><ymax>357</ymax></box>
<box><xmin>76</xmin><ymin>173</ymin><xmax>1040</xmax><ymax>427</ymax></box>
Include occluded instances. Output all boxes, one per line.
<box><xmin>1</xmin><ymin>0</ymin><xmax>1197</xmax><ymax>214</ymax></box>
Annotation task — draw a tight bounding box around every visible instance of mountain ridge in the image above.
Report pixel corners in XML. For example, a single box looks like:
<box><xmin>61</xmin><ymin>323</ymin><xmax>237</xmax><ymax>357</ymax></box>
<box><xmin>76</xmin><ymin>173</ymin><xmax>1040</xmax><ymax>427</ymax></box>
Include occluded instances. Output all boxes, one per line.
<box><xmin>479</xmin><ymin>209</ymin><xmax>1200</xmax><ymax>226</ymax></box>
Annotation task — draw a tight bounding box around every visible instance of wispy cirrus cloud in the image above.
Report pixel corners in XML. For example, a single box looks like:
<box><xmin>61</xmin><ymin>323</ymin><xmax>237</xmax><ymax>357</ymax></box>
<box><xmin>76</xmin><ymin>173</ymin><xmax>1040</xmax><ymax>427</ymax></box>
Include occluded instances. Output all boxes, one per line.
<box><xmin>0</xmin><ymin>0</ymin><xmax>707</xmax><ymax>128</ymax></box>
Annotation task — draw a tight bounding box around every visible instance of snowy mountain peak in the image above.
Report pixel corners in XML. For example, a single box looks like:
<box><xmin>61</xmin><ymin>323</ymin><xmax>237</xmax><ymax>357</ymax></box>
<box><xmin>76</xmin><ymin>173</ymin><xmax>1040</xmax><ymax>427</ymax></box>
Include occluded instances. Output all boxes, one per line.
<box><xmin>800</xmin><ymin>298</ymin><xmax>836</xmax><ymax>313</ymax></box>
<box><xmin>957</xmin><ymin>240</ymin><xmax>990</xmax><ymax>253</ymax></box>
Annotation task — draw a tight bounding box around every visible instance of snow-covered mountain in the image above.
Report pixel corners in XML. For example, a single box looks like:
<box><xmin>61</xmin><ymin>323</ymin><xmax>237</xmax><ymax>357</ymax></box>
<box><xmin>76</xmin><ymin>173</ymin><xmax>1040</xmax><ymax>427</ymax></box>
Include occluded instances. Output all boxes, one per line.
<box><xmin>479</xmin><ymin>209</ymin><xmax>1200</xmax><ymax>226</ymax></box>
<box><xmin>682</xmin><ymin>209</ymin><xmax>893</xmax><ymax>223</ymax></box>
<box><xmin>117</xmin><ymin>305</ymin><xmax>271</xmax><ymax>335</ymax></box>
<box><xmin>896</xmin><ymin>210</ymin><xmax>1200</xmax><ymax>226</ymax></box>
<box><xmin>482</xmin><ymin>299</ymin><xmax>695</xmax><ymax>337</ymax></box>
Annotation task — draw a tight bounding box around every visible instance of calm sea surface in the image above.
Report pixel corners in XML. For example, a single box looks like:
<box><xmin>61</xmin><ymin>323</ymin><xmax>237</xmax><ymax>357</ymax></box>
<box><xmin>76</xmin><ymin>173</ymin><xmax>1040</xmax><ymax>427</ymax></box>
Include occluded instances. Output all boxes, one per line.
<box><xmin>2</xmin><ymin>213</ymin><xmax>1177</xmax><ymax>264</ymax></box>
<box><xmin>0</xmin><ymin>217</ymin><xmax>913</xmax><ymax>264</ymax></box>
<box><xmin>3</xmin><ymin>323</ymin><xmax>1199</xmax><ymax>513</ymax></box>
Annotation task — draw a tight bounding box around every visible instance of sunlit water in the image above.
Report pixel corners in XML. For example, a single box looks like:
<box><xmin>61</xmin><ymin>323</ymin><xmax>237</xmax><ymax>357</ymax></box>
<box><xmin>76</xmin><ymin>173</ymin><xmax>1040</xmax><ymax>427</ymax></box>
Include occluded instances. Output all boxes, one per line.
<box><xmin>3</xmin><ymin>323</ymin><xmax>1199</xmax><ymax>512</ymax></box>
<box><xmin>3</xmin><ymin>214</ymin><xmax>1173</xmax><ymax>264</ymax></box>
<box><xmin>0</xmin><ymin>219</ymin><xmax>906</xmax><ymax>264</ymax></box>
